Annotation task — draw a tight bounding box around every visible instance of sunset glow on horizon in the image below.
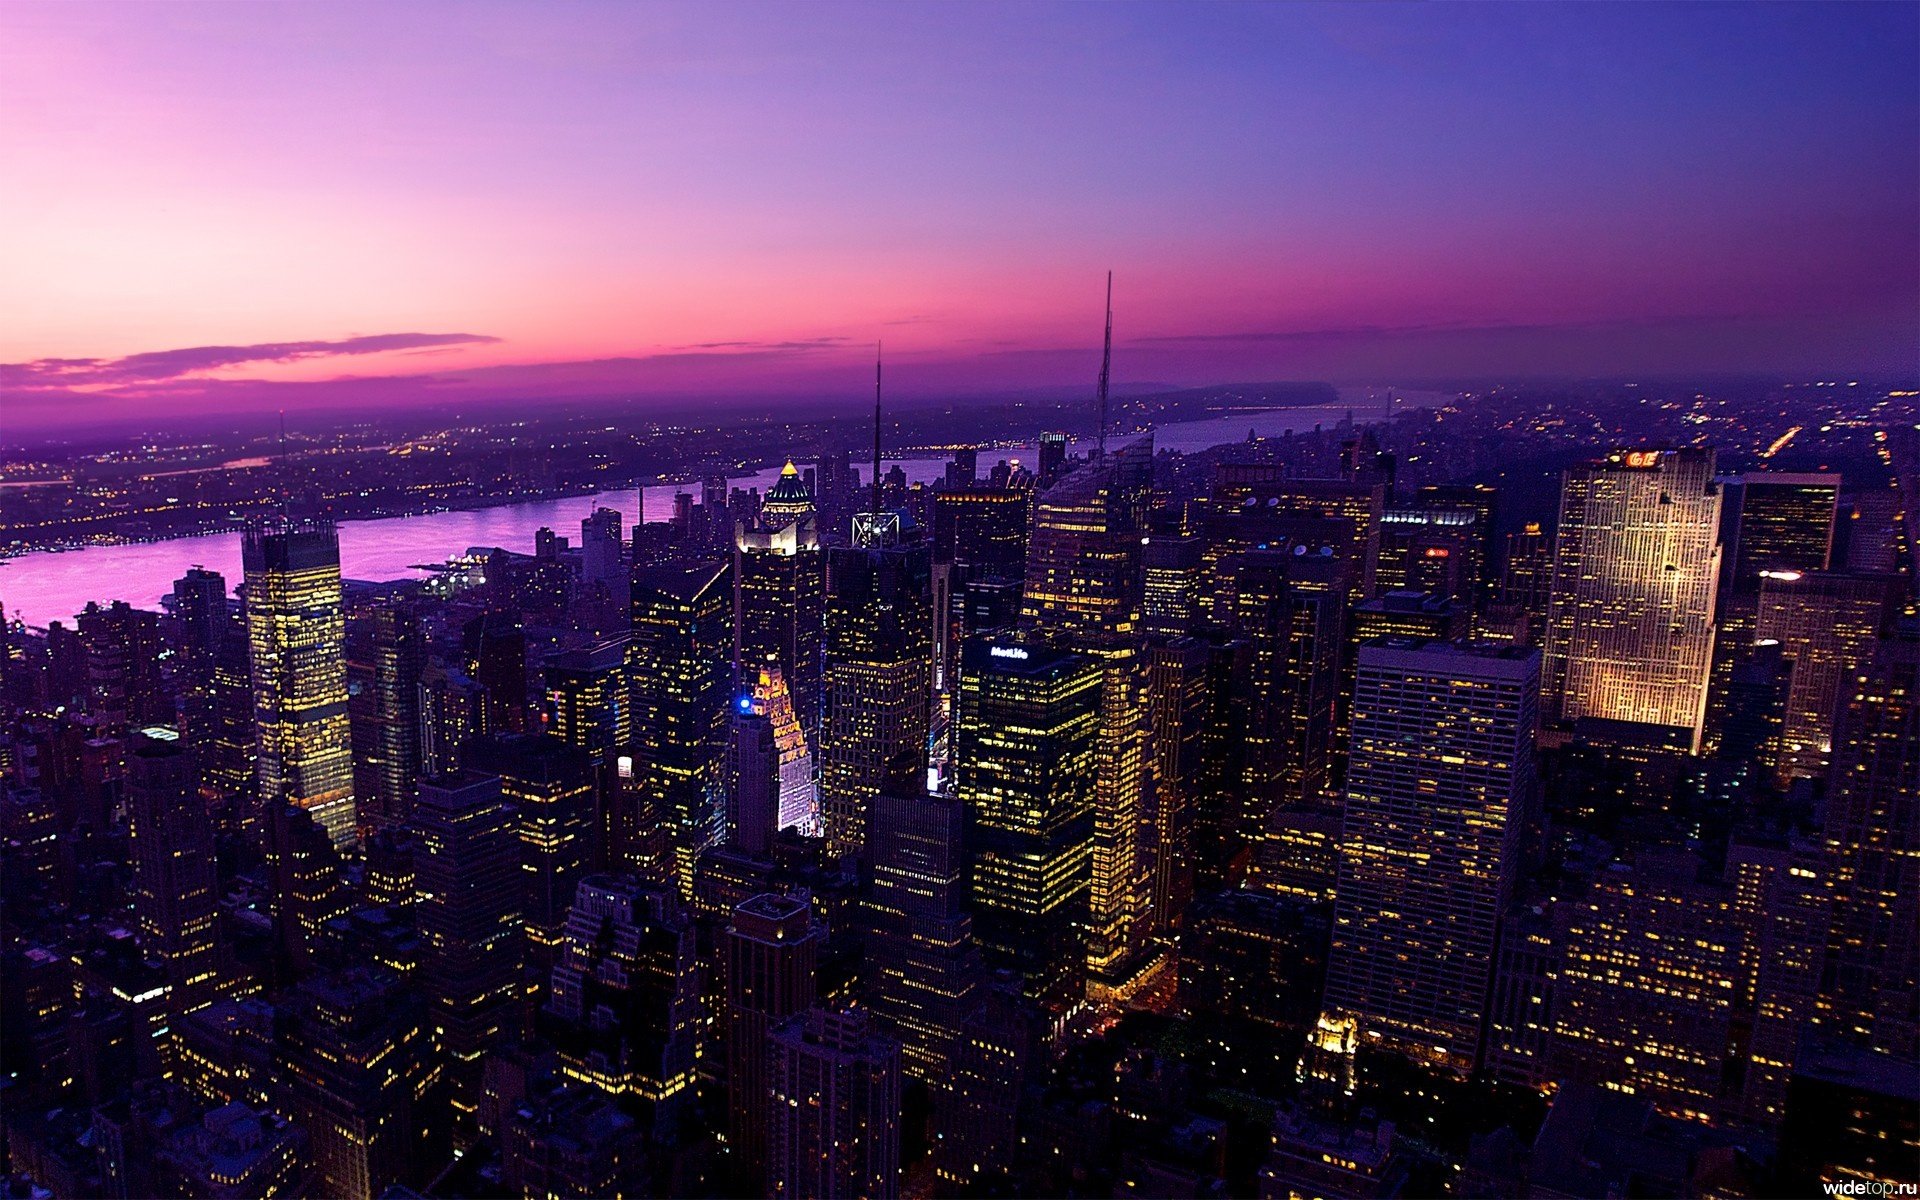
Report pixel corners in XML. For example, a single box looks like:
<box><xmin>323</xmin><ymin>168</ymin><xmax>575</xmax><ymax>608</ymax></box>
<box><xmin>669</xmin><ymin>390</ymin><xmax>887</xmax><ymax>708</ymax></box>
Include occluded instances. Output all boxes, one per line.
<box><xmin>4</xmin><ymin>1</ymin><xmax>1915</xmax><ymax>434</ymax></box>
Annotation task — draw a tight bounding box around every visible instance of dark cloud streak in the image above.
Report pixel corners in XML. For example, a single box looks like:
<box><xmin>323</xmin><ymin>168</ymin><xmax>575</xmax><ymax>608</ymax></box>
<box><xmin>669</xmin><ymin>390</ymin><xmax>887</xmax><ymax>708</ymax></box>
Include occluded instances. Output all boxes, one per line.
<box><xmin>2</xmin><ymin>332</ymin><xmax>501</xmax><ymax>388</ymax></box>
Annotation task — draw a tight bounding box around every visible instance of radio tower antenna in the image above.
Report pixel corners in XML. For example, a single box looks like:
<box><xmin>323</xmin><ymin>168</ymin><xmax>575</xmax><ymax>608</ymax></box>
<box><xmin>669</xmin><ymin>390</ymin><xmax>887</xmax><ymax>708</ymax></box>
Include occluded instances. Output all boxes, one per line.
<box><xmin>1096</xmin><ymin>270</ymin><xmax>1113</xmax><ymax>458</ymax></box>
<box><xmin>872</xmin><ymin>341</ymin><xmax>884</xmax><ymax>516</ymax></box>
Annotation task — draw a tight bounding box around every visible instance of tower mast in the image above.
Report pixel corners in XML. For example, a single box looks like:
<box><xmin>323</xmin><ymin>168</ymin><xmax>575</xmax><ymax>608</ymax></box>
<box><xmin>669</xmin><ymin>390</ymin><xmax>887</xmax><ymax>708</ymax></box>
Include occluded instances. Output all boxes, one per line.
<box><xmin>872</xmin><ymin>341</ymin><xmax>883</xmax><ymax>516</ymax></box>
<box><xmin>1097</xmin><ymin>271</ymin><xmax>1113</xmax><ymax>458</ymax></box>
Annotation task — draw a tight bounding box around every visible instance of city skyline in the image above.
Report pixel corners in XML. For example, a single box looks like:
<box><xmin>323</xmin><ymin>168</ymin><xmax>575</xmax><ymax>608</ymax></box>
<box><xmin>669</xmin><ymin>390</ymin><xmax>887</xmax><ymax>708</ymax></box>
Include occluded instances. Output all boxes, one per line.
<box><xmin>4</xmin><ymin>1</ymin><xmax>1917</xmax><ymax>438</ymax></box>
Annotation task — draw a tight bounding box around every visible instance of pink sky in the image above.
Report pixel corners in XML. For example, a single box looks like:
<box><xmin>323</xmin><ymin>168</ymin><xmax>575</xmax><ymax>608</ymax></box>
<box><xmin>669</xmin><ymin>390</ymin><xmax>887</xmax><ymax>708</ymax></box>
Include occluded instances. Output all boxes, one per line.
<box><xmin>3</xmin><ymin>2</ymin><xmax>1915</xmax><ymax>435</ymax></box>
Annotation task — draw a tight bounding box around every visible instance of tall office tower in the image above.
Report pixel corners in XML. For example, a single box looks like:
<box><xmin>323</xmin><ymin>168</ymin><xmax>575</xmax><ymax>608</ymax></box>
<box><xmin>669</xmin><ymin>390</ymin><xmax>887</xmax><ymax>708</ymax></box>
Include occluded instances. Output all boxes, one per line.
<box><xmin>463</xmin><ymin>612</ymin><xmax>529</xmax><ymax>736</ymax></box>
<box><xmin>818</xmin><ymin>450</ymin><xmax>853</xmax><ymax>520</ymax></box>
<box><xmin>1374</xmin><ymin>506</ymin><xmax>1485</xmax><ymax>608</ymax></box>
<box><xmin>1141</xmin><ymin>535</ymin><xmax>1204</xmax><ymax>636</ymax></box>
<box><xmin>412</xmin><ymin>772</ymin><xmax>525</xmax><ymax>1132</ymax></box>
<box><xmin>1203</xmin><ymin>465</ymin><xmax>1385</xmax><ymax>605</ymax></box>
<box><xmin>1840</xmin><ymin>490</ymin><xmax>1903</xmax><ymax>574</ymax></box>
<box><xmin>735</xmin><ymin>509</ymin><xmax>826</xmax><ymax>751</ymax></box>
<box><xmin>78</xmin><ymin>599</ymin><xmax>168</xmax><ymax>738</ymax></box>
<box><xmin>546</xmin><ymin>876</ymin><xmax>701</xmax><ymax>1131</ymax></box>
<box><xmin>933</xmin><ymin>976</ymin><xmax>1033</xmax><ymax>1192</ymax></box>
<box><xmin>943</xmin><ymin>447</ymin><xmax>979</xmax><ymax>491</ymax></box>
<box><xmin>1543</xmin><ymin>448</ymin><xmax>1721</xmax><ymax>751</ymax></box>
<box><xmin>822</xmin><ymin>540</ymin><xmax>932</xmax><ymax>862</ymax></box>
<box><xmin>1142</xmin><ymin>637</ymin><xmax>1211</xmax><ymax>939</ymax></box>
<box><xmin>1499</xmin><ymin>522</ymin><xmax>1554</xmax><ymax>613</ymax></box>
<box><xmin>631</xmin><ymin>560</ymin><xmax>732</xmax><ymax>896</ymax></box>
<box><xmin>1549</xmin><ymin>851</ymin><xmax>1747</xmax><ymax>1123</ymax></box>
<box><xmin>1753</xmin><ymin>571</ymin><xmax>1898</xmax><ymax>784</ymax></box>
<box><xmin>126</xmin><ymin>727</ymin><xmax>221</xmax><ymax>1016</ymax></box>
<box><xmin>735</xmin><ymin>659</ymin><xmax>818</xmax><ymax>836</ymax></box>
<box><xmin>932</xmin><ymin>487</ymin><xmax>1030</xmax><ymax>692</ymax></box>
<box><xmin>360</xmin><ymin>601</ymin><xmax>424</xmax><ymax>828</ymax></box>
<box><xmin>1223</xmin><ymin>552</ymin><xmax>1347</xmax><ymax>822</ymax></box>
<box><xmin>281</xmin><ymin>969</ymin><xmax>441</xmax><ymax>1200</ymax></box>
<box><xmin>1037</xmin><ymin>430</ymin><xmax>1070</xmax><ymax>488</ymax></box>
<box><xmin>542</xmin><ymin>635</ymin><xmax>631</xmax><ymax>756</ymax></box>
<box><xmin>932</xmin><ymin>487</ymin><xmax>1029</xmax><ymax>573</ymax></box>
<box><xmin>1817</xmin><ymin>632</ymin><xmax>1918</xmax><ymax>1062</ymax></box>
<box><xmin>865</xmin><ymin>789</ymin><xmax>980</xmax><ymax>1080</ymax></box>
<box><xmin>580</xmin><ymin>506</ymin><xmax>627</xmax><ymax>604</ymax></box>
<box><xmin>173</xmin><ymin>567</ymin><xmax>233</xmax><ymax>687</ymax></box>
<box><xmin>1724</xmin><ymin>472</ymin><xmax>1841</xmax><ymax>582</ymax></box>
<box><xmin>954</xmin><ymin>636</ymin><xmax>1101</xmax><ymax>1008</ymax></box>
<box><xmin>766</xmin><ymin>1008</ymin><xmax>902</xmax><ymax>1200</ymax></box>
<box><xmin>725</xmin><ymin>893</ymin><xmax>823</xmax><ymax>1189</ymax></box>
<box><xmin>1021</xmin><ymin>436</ymin><xmax>1153</xmax><ymax>637</ymax></box>
<box><xmin>1320</xmin><ymin>641</ymin><xmax>1538</xmax><ymax>1075</ymax></box>
<box><xmin>1083</xmin><ymin>640</ymin><xmax>1157</xmax><ymax>1003</ymax></box>
<box><xmin>202</xmin><ymin>616</ymin><xmax>259</xmax><ymax>826</ymax></box>
<box><xmin>727</xmin><ymin>683</ymin><xmax>780</xmax><ymax>855</ymax></box>
<box><xmin>267</xmin><ymin>801</ymin><xmax>350</xmax><ymax>974</ymax></box>
<box><xmin>762</xmin><ymin>460</ymin><xmax>817</xmax><ymax>527</ymax></box>
<box><xmin>416</xmin><ymin>661</ymin><xmax>484</xmax><ymax>777</ymax></box>
<box><xmin>466</xmin><ymin>734</ymin><xmax>596</xmax><ymax>976</ymax></box>
<box><xmin>244</xmin><ymin>520</ymin><xmax>357</xmax><ymax>850</ymax></box>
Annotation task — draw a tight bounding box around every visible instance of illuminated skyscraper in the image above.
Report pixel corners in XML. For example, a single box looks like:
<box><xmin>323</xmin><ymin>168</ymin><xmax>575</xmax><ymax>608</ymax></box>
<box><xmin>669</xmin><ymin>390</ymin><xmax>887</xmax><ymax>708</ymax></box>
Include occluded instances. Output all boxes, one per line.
<box><xmin>1037</xmin><ymin>430</ymin><xmax>1069</xmax><ymax>488</ymax></box>
<box><xmin>127</xmin><ymin>726</ymin><xmax>221</xmax><ymax>1016</ymax></box>
<box><xmin>1549</xmin><ymin>850</ymin><xmax>1745</xmax><ymax>1123</ymax></box>
<box><xmin>631</xmin><ymin>560</ymin><xmax>732</xmax><ymax>895</ymax></box>
<box><xmin>1724</xmin><ymin>472</ymin><xmax>1841</xmax><ymax>582</ymax></box>
<box><xmin>932</xmin><ymin>487</ymin><xmax>1029</xmax><ymax>692</ymax></box>
<box><xmin>1141</xmin><ymin>534</ymin><xmax>1204</xmax><ymax>637</ymax></box>
<box><xmin>865</xmin><ymin>789</ymin><xmax>980</xmax><ymax>1080</ymax></box>
<box><xmin>761</xmin><ymin>460</ymin><xmax>817</xmax><ymax>527</ymax></box>
<box><xmin>466</xmin><ymin>733</ymin><xmax>596</xmax><ymax>977</ymax></box>
<box><xmin>356</xmin><ymin>601</ymin><xmax>424</xmax><ymax>828</ymax></box>
<box><xmin>1753</xmin><ymin>570</ymin><xmax>1898</xmax><ymax>784</ymax></box>
<box><xmin>1320</xmin><ymin>641</ymin><xmax>1538</xmax><ymax>1075</ymax></box>
<box><xmin>954</xmin><ymin>636</ymin><xmax>1101</xmax><ymax>1008</ymax></box>
<box><xmin>1082</xmin><ymin>638</ymin><xmax>1157</xmax><ymax>1004</ymax></box>
<box><xmin>1021</xmin><ymin>436</ymin><xmax>1152</xmax><ymax>637</ymax></box>
<box><xmin>1817</xmin><ymin>631</ymin><xmax>1918</xmax><ymax>1062</ymax></box>
<box><xmin>1544</xmin><ymin>448</ymin><xmax>1721</xmax><ymax>750</ymax></box>
<box><xmin>725</xmin><ymin>893</ymin><xmax>822</xmax><ymax>1190</ymax></box>
<box><xmin>78</xmin><ymin>599</ymin><xmax>168</xmax><ymax>739</ymax></box>
<box><xmin>822</xmin><ymin>540</ymin><xmax>932</xmax><ymax>862</ymax></box>
<box><xmin>735</xmin><ymin>509</ymin><xmax>825</xmax><ymax>756</ymax></box>
<box><xmin>766</xmin><ymin>1007</ymin><xmax>902</xmax><ymax>1200</ymax></box>
<box><xmin>542</xmin><ymin>635</ymin><xmax>631</xmax><ymax>756</ymax></box>
<box><xmin>412</xmin><ymin>772</ymin><xmax>525</xmax><ymax>1131</ymax></box>
<box><xmin>546</xmin><ymin>875</ymin><xmax>701</xmax><ymax>1132</ymax></box>
<box><xmin>244</xmin><ymin>520</ymin><xmax>357</xmax><ymax>850</ymax></box>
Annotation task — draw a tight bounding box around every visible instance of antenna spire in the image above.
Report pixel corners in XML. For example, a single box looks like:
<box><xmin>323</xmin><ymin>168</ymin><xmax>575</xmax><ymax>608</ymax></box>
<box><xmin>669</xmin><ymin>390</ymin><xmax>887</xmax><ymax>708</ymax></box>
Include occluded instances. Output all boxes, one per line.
<box><xmin>872</xmin><ymin>341</ymin><xmax>883</xmax><ymax>517</ymax></box>
<box><xmin>1097</xmin><ymin>270</ymin><xmax>1113</xmax><ymax>458</ymax></box>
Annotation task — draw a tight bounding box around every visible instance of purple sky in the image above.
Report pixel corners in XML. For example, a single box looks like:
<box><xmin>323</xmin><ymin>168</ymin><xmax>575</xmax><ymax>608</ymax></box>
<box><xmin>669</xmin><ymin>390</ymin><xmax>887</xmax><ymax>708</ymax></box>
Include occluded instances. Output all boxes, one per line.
<box><xmin>2</xmin><ymin>1</ymin><xmax>1915</xmax><ymax>435</ymax></box>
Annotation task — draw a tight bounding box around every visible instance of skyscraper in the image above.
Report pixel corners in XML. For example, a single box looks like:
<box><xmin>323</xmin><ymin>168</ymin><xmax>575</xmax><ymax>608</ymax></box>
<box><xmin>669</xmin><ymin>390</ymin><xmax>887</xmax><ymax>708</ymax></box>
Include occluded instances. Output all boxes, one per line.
<box><xmin>244</xmin><ymin>520</ymin><xmax>357</xmax><ymax>850</ymax></box>
<box><xmin>1320</xmin><ymin>641</ymin><xmax>1538</xmax><ymax>1075</ymax></box>
<box><xmin>465</xmin><ymin>733</ymin><xmax>596</xmax><ymax>976</ymax></box>
<box><xmin>1724</xmin><ymin>472</ymin><xmax>1841</xmax><ymax>583</ymax></box>
<box><xmin>725</xmin><ymin>893</ymin><xmax>822</xmax><ymax>1190</ymax></box>
<box><xmin>412</xmin><ymin>772</ymin><xmax>525</xmax><ymax>1129</ymax></box>
<box><xmin>126</xmin><ymin>726</ymin><xmax>221</xmax><ymax>1016</ymax></box>
<box><xmin>1753</xmin><ymin>570</ymin><xmax>1898</xmax><ymax>784</ymax></box>
<box><xmin>359</xmin><ymin>601</ymin><xmax>424</xmax><ymax>828</ymax></box>
<box><xmin>1544</xmin><ymin>448</ymin><xmax>1721</xmax><ymax>751</ymax></box>
<box><xmin>631</xmin><ymin>560</ymin><xmax>732</xmax><ymax>896</ymax></box>
<box><xmin>546</xmin><ymin>875</ymin><xmax>701</xmax><ymax>1132</ymax></box>
<box><xmin>822</xmin><ymin>540</ymin><xmax>932</xmax><ymax>862</ymax></box>
<box><xmin>766</xmin><ymin>1007</ymin><xmax>902</xmax><ymax>1200</ymax></box>
<box><xmin>1021</xmin><ymin>436</ymin><xmax>1152</xmax><ymax>637</ymax></box>
<box><xmin>954</xmin><ymin>636</ymin><xmax>1101</xmax><ymax>1008</ymax></box>
<box><xmin>865</xmin><ymin>789</ymin><xmax>980</xmax><ymax>1081</ymax></box>
<box><xmin>735</xmin><ymin>509</ymin><xmax>826</xmax><ymax>756</ymax></box>
<box><xmin>542</xmin><ymin>635</ymin><xmax>631</xmax><ymax>756</ymax></box>
<box><xmin>580</xmin><ymin>506</ymin><xmax>627</xmax><ymax>605</ymax></box>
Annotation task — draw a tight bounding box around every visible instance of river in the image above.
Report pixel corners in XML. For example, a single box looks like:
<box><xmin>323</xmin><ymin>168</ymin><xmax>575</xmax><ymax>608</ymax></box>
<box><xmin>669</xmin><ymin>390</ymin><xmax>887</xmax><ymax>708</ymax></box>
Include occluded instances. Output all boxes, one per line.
<box><xmin>0</xmin><ymin>392</ymin><xmax>1437</xmax><ymax>627</ymax></box>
